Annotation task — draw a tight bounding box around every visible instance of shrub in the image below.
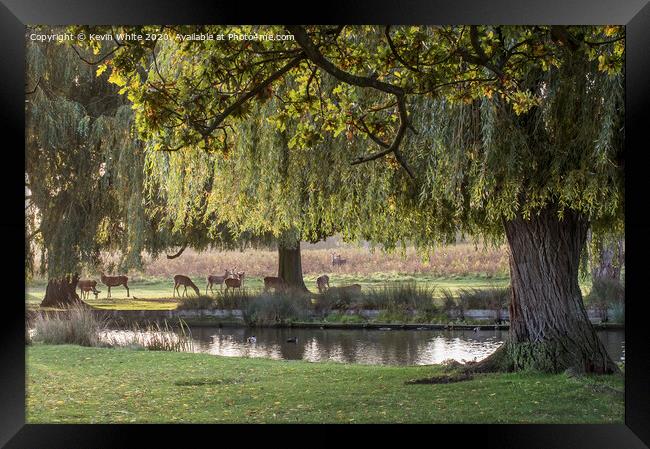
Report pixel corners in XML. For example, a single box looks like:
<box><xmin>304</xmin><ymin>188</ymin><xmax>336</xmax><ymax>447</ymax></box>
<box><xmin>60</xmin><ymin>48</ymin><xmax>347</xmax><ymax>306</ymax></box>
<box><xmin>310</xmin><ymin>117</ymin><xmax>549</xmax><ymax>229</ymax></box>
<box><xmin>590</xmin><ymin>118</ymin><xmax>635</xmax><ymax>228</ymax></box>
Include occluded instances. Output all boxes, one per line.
<box><xmin>313</xmin><ymin>293</ymin><xmax>339</xmax><ymax>316</ymax></box>
<box><xmin>104</xmin><ymin>320</ymin><xmax>194</xmax><ymax>352</ymax></box>
<box><xmin>176</xmin><ymin>295</ymin><xmax>216</xmax><ymax>310</ymax></box>
<box><xmin>242</xmin><ymin>292</ymin><xmax>311</xmax><ymax>326</ymax></box>
<box><xmin>458</xmin><ymin>287</ymin><xmax>510</xmax><ymax>310</ymax></box>
<box><xmin>586</xmin><ymin>278</ymin><xmax>625</xmax><ymax>322</ymax></box>
<box><xmin>361</xmin><ymin>282</ymin><xmax>437</xmax><ymax>312</ymax></box>
<box><xmin>216</xmin><ymin>290</ymin><xmax>257</xmax><ymax>310</ymax></box>
<box><xmin>323</xmin><ymin>313</ymin><xmax>367</xmax><ymax>324</ymax></box>
<box><xmin>32</xmin><ymin>306</ymin><xmax>108</xmax><ymax>347</ymax></box>
<box><xmin>375</xmin><ymin>310</ymin><xmax>410</xmax><ymax>323</ymax></box>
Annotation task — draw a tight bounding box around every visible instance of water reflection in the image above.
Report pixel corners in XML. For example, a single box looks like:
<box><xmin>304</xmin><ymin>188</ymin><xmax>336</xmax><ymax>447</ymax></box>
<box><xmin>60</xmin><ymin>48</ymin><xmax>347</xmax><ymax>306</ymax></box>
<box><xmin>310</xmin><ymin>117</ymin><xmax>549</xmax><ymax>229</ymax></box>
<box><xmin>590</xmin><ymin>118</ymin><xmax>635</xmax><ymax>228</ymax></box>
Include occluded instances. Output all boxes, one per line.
<box><xmin>175</xmin><ymin>327</ymin><xmax>624</xmax><ymax>366</ymax></box>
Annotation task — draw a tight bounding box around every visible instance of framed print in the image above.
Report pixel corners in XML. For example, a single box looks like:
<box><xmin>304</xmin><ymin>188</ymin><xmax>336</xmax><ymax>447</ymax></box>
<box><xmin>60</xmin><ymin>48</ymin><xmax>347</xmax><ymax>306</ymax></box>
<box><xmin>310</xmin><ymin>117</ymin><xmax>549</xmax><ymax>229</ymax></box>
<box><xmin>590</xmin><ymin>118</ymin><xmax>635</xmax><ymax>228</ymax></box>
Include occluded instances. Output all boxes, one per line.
<box><xmin>2</xmin><ymin>0</ymin><xmax>649</xmax><ymax>447</ymax></box>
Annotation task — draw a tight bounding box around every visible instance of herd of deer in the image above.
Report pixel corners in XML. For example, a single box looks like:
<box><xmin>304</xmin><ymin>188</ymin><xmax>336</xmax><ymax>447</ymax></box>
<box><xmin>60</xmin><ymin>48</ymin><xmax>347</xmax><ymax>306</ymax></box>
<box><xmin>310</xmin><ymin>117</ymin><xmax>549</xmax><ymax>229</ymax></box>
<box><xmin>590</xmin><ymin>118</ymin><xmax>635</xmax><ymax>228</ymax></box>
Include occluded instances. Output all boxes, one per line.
<box><xmin>76</xmin><ymin>252</ymin><xmax>356</xmax><ymax>299</ymax></box>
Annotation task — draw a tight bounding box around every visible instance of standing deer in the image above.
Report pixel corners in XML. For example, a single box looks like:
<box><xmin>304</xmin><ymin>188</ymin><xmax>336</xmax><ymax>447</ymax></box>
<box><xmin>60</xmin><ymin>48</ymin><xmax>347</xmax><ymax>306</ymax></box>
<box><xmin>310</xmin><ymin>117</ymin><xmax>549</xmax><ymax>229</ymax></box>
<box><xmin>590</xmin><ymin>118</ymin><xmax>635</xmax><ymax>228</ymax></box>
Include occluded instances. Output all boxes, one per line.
<box><xmin>331</xmin><ymin>253</ymin><xmax>347</xmax><ymax>267</ymax></box>
<box><xmin>173</xmin><ymin>274</ymin><xmax>201</xmax><ymax>297</ymax></box>
<box><xmin>316</xmin><ymin>275</ymin><xmax>330</xmax><ymax>293</ymax></box>
<box><xmin>224</xmin><ymin>272</ymin><xmax>243</xmax><ymax>293</ymax></box>
<box><xmin>233</xmin><ymin>268</ymin><xmax>246</xmax><ymax>288</ymax></box>
<box><xmin>206</xmin><ymin>269</ymin><xmax>232</xmax><ymax>294</ymax></box>
<box><xmin>100</xmin><ymin>273</ymin><xmax>130</xmax><ymax>298</ymax></box>
<box><xmin>77</xmin><ymin>279</ymin><xmax>101</xmax><ymax>300</ymax></box>
<box><xmin>263</xmin><ymin>276</ymin><xmax>286</xmax><ymax>292</ymax></box>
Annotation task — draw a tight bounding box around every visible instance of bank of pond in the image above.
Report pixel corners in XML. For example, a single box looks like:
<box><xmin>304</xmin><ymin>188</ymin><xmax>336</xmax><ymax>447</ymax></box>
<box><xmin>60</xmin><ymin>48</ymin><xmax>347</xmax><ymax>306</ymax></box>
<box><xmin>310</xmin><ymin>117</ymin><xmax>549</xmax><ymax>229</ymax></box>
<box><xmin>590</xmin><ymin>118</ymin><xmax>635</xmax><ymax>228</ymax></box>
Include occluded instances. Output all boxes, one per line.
<box><xmin>28</xmin><ymin>309</ymin><xmax>624</xmax><ymax>367</ymax></box>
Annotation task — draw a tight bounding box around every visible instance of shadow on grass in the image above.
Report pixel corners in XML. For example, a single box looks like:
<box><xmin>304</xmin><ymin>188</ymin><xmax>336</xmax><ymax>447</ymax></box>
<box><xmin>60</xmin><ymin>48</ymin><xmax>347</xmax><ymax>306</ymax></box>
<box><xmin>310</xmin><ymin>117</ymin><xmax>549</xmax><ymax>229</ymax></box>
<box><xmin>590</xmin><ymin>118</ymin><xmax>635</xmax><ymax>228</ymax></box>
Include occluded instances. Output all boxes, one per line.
<box><xmin>405</xmin><ymin>371</ymin><xmax>474</xmax><ymax>385</ymax></box>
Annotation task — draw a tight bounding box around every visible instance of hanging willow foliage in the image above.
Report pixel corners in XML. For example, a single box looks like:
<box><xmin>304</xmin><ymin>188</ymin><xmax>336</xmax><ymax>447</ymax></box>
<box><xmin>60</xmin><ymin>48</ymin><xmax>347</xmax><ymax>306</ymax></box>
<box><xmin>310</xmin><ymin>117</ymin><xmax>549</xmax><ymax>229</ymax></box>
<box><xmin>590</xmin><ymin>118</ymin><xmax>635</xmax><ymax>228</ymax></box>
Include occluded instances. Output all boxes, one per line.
<box><xmin>74</xmin><ymin>25</ymin><xmax>623</xmax><ymax>262</ymax></box>
<box><xmin>25</xmin><ymin>26</ymin><xmax>158</xmax><ymax>278</ymax></box>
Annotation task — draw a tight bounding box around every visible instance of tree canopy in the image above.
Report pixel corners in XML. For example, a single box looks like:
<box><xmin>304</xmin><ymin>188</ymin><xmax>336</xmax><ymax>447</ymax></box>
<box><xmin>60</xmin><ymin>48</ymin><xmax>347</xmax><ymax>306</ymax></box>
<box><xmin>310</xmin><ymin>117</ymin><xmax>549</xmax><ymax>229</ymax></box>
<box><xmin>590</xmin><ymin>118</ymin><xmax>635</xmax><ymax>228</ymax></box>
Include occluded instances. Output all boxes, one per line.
<box><xmin>72</xmin><ymin>25</ymin><xmax>622</xmax><ymax>253</ymax></box>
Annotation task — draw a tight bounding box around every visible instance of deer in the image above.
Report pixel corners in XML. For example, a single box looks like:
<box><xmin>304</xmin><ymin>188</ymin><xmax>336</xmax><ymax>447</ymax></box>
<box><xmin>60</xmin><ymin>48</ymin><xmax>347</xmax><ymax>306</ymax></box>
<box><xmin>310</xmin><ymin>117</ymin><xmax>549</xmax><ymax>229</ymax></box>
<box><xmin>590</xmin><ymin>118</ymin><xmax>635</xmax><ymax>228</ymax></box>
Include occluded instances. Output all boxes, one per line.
<box><xmin>316</xmin><ymin>275</ymin><xmax>330</xmax><ymax>293</ymax></box>
<box><xmin>173</xmin><ymin>274</ymin><xmax>201</xmax><ymax>297</ymax></box>
<box><xmin>206</xmin><ymin>269</ymin><xmax>232</xmax><ymax>294</ymax></box>
<box><xmin>100</xmin><ymin>273</ymin><xmax>130</xmax><ymax>298</ymax></box>
<box><xmin>235</xmin><ymin>269</ymin><xmax>245</xmax><ymax>288</ymax></box>
<box><xmin>77</xmin><ymin>279</ymin><xmax>101</xmax><ymax>300</ymax></box>
<box><xmin>224</xmin><ymin>272</ymin><xmax>243</xmax><ymax>293</ymax></box>
<box><xmin>263</xmin><ymin>276</ymin><xmax>286</xmax><ymax>293</ymax></box>
<box><xmin>331</xmin><ymin>253</ymin><xmax>347</xmax><ymax>267</ymax></box>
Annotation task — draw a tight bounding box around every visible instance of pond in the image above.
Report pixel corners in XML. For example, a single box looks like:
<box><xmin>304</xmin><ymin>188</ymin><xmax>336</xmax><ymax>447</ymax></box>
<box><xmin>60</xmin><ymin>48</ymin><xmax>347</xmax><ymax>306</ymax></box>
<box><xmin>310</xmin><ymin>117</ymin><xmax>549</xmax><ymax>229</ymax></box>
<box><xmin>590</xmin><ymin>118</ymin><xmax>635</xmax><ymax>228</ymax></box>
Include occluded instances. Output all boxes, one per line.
<box><xmin>103</xmin><ymin>326</ymin><xmax>625</xmax><ymax>366</ymax></box>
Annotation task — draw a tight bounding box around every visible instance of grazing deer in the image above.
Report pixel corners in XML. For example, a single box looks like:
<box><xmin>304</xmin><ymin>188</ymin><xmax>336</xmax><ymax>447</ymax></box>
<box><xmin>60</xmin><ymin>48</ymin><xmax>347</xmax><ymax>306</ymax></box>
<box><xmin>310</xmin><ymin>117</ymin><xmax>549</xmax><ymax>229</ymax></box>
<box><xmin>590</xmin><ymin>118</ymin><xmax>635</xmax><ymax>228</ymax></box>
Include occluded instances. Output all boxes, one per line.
<box><xmin>206</xmin><ymin>269</ymin><xmax>232</xmax><ymax>294</ymax></box>
<box><xmin>100</xmin><ymin>273</ymin><xmax>130</xmax><ymax>298</ymax></box>
<box><xmin>331</xmin><ymin>253</ymin><xmax>347</xmax><ymax>267</ymax></box>
<box><xmin>173</xmin><ymin>274</ymin><xmax>201</xmax><ymax>297</ymax></box>
<box><xmin>316</xmin><ymin>275</ymin><xmax>330</xmax><ymax>293</ymax></box>
<box><xmin>263</xmin><ymin>276</ymin><xmax>286</xmax><ymax>292</ymax></box>
<box><xmin>77</xmin><ymin>279</ymin><xmax>100</xmax><ymax>300</ymax></box>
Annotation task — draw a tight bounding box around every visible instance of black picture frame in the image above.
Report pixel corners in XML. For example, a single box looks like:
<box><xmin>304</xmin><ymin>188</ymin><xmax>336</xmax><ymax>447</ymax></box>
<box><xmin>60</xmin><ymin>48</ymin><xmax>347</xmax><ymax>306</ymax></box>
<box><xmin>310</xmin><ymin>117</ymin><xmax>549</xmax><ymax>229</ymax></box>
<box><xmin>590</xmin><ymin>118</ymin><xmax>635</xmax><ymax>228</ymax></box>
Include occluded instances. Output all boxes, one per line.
<box><xmin>2</xmin><ymin>1</ymin><xmax>649</xmax><ymax>447</ymax></box>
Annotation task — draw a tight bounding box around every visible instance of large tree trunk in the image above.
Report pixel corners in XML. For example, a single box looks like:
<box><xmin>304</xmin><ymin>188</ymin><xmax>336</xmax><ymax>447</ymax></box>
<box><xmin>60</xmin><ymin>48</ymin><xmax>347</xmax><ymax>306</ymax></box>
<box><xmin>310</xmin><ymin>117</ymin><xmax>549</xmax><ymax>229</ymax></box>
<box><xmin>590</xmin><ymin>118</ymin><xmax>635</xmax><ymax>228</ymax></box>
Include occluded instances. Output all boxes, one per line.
<box><xmin>40</xmin><ymin>273</ymin><xmax>89</xmax><ymax>308</ymax></box>
<box><xmin>475</xmin><ymin>207</ymin><xmax>618</xmax><ymax>374</ymax></box>
<box><xmin>278</xmin><ymin>240</ymin><xmax>309</xmax><ymax>293</ymax></box>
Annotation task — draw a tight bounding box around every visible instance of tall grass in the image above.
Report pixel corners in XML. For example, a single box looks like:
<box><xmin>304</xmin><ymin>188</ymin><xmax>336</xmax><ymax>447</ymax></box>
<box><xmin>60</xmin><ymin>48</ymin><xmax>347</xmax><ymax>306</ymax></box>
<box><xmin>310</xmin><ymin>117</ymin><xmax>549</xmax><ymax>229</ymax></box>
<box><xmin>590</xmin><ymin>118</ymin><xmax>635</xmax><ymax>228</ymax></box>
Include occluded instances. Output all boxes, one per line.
<box><xmin>242</xmin><ymin>292</ymin><xmax>311</xmax><ymax>326</ymax></box>
<box><xmin>457</xmin><ymin>287</ymin><xmax>510</xmax><ymax>310</ymax></box>
<box><xmin>102</xmin><ymin>320</ymin><xmax>194</xmax><ymax>352</ymax></box>
<box><xmin>585</xmin><ymin>278</ymin><xmax>625</xmax><ymax>323</ymax></box>
<box><xmin>32</xmin><ymin>305</ymin><xmax>108</xmax><ymax>347</ymax></box>
<box><xmin>31</xmin><ymin>307</ymin><xmax>194</xmax><ymax>352</ymax></box>
<box><xmin>54</xmin><ymin>242</ymin><xmax>508</xmax><ymax>281</ymax></box>
<box><xmin>176</xmin><ymin>295</ymin><xmax>216</xmax><ymax>310</ymax></box>
<box><xmin>362</xmin><ymin>282</ymin><xmax>437</xmax><ymax>312</ymax></box>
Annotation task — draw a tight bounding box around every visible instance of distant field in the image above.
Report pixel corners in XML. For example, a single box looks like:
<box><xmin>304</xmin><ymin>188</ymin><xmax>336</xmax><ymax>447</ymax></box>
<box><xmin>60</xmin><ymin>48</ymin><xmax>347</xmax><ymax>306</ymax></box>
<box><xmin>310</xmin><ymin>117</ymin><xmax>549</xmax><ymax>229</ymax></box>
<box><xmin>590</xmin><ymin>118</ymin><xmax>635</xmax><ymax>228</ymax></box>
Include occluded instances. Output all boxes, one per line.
<box><xmin>25</xmin><ymin>273</ymin><xmax>511</xmax><ymax>311</ymax></box>
<box><xmin>27</xmin><ymin>242</ymin><xmax>510</xmax><ymax>281</ymax></box>
<box><xmin>26</xmin><ymin>242</ymin><xmax>514</xmax><ymax>310</ymax></box>
<box><xmin>24</xmin><ymin>242</ymin><xmax>592</xmax><ymax>311</ymax></box>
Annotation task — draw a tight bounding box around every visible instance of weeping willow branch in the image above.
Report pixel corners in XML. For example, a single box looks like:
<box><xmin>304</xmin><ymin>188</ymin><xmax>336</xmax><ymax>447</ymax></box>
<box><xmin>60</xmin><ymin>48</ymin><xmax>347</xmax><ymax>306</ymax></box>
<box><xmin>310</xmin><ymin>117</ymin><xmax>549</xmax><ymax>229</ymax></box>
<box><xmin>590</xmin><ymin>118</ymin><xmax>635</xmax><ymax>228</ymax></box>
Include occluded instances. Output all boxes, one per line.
<box><xmin>25</xmin><ymin>77</ymin><xmax>41</xmax><ymax>95</ymax></box>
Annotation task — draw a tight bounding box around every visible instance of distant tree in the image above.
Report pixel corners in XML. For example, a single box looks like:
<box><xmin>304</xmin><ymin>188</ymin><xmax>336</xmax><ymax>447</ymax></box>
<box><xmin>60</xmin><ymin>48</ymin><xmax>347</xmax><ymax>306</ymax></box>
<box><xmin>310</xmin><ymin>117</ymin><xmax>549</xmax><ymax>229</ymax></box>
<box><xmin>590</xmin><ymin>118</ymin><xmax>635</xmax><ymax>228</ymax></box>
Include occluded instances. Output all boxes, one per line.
<box><xmin>25</xmin><ymin>26</ymin><xmax>149</xmax><ymax>305</ymax></box>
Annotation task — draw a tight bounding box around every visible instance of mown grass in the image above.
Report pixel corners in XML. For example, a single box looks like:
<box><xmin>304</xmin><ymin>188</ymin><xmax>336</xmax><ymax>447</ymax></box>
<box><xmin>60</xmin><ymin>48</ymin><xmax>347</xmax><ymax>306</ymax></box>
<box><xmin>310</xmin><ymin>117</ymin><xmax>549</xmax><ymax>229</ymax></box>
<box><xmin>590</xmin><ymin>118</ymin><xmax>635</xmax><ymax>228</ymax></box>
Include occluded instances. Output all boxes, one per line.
<box><xmin>27</xmin><ymin>344</ymin><xmax>624</xmax><ymax>424</ymax></box>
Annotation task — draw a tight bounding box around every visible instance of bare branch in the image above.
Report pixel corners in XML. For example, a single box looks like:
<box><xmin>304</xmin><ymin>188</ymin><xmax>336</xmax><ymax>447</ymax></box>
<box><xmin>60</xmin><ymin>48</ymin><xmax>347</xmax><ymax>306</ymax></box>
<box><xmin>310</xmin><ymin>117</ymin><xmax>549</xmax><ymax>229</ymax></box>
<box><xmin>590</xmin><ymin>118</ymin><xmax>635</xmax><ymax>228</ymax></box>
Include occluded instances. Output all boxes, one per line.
<box><xmin>385</xmin><ymin>26</ymin><xmax>420</xmax><ymax>73</ymax></box>
<box><xmin>287</xmin><ymin>26</ymin><xmax>403</xmax><ymax>97</ymax></box>
<box><xmin>201</xmin><ymin>54</ymin><xmax>306</xmax><ymax>136</ymax></box>
<box><xmin>166</xmin><ymin>243</ymin><xmax>187</xmax><ymax>259</ymax></box>
<box><xmin>288</xmin><ymin>26</ymin><xmax>415</xmax><ymax>180</ymax></box>
<box><xmin>25</xmin><ymin>77</ymin><xmax>41</xmax><ymax>95</ymax></box>
<box><xmin>71</xmin><ymin>44</ymin><xmax>119</xmax><ymax>66</ymax></box>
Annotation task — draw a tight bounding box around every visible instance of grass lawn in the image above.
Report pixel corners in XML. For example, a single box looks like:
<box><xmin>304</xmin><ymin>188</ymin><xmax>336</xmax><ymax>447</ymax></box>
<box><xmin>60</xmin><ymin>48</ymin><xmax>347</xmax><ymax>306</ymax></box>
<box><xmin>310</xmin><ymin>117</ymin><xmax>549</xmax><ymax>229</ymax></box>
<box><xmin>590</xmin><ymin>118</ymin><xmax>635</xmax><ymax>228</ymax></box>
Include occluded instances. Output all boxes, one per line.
<box><xmin>27</xmin><ymin>344</ymin><xmax>623</xmax><ymax>424</ymax></box>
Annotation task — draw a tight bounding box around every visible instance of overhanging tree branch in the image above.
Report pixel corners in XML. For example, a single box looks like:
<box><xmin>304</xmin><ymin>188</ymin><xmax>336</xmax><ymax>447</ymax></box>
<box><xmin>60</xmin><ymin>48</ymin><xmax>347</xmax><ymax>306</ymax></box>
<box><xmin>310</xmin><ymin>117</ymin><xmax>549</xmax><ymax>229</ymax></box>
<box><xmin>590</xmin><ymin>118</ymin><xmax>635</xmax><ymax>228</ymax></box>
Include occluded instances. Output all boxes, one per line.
<box><xmin>287</xmin><ymin>25</ymin><xmax>416</xmax><ymax>180</ymax></box>
<box><xmin>385</xmin><ymin>26</ymin><xmax>420</xmax><ymax>73</ymax></box>
<box><xmin>201</xmin><ymin>53</ymin><xmax>307</xmax><ymax>136</ymax></box>
<box><xmin>166</xmin><ymin>243</ymin><xmax>187</xmax><ymax>259</ymax></box>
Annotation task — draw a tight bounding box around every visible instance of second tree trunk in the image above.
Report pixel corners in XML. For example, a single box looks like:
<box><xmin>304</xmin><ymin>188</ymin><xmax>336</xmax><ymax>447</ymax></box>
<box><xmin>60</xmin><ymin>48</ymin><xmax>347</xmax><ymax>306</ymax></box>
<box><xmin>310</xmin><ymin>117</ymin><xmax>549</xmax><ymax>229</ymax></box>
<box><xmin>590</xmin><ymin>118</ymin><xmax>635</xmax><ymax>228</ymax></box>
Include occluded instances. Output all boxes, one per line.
<box><xmin>278</xmin><ymin>240</ymin><xmax>309</xmax><ymax>292</ymax></box>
